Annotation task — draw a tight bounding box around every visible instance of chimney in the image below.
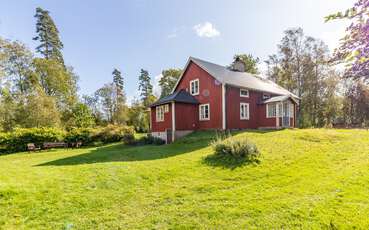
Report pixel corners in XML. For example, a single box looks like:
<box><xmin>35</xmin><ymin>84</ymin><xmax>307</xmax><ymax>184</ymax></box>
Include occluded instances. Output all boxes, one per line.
<box><xmin>231</xmin><ymin>57</ymin><xmax>246</xmax><ymax>72</ymax></box>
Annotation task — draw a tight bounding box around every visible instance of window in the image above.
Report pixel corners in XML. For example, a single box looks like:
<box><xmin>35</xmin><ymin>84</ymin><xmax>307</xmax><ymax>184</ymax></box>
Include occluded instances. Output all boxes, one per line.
<box><xmin>240</xmin><ymin>89</ymin><xmax>249</xmax><ymax>97</ymax></box>
<box><xmin>263</xmin><ymin>94</ymin><xmax>270</xmax><ymax>100</ymax></box>
<box><xmin>266</xmin><ymin>103</ymin><xmax>276</xmax><ymax>118</ymax></box>
<box><xmin>277</xmin><ymin>103</ymin><xmax>283</xmax><ymax>117</ymax></box>
<box><xmin>156</xmin><ymin>106</ymin><xmax>164</xmax><ymax>122</ymax></box>
<box><xmin>164</xmin><ymin>104</ymin><xmax>169</xmax><ymax>113</ymax></box>
<box><xmin>289</xmin><ymin>103</ymin><xmax>294</xmax><ymax>118</ymax></box>
<box><xmin>240</xmin><ymin>103</ymin><xmax>249</xmax><ymax>120</ymax></box>
<box><xmin>199</xmin><ymin>104</ymin><xmax>210</xmax><ymax>121</ymax></box>
<box><xmin>190</xmin><ymin>79</ymin><xmax>199</xmax><ymax>95</ymax></box>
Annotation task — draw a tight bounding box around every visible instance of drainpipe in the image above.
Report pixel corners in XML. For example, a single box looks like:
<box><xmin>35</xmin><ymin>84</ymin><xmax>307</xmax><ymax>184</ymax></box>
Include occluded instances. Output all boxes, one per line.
<box><xmin>171</xmin><ymin>102</ymin><xmax>175</xmax><ymax>142</ymax></box>
<box><xmin>222</xmin><ymin>84</ymin><xmax>226</xmax><ymax>130</ymax></box>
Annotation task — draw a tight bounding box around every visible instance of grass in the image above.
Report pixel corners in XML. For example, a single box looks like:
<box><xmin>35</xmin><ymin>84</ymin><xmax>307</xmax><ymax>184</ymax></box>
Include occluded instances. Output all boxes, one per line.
<box><xmin>0</xmin><ymin>129</ymin><xmax>368</xmax><ymax>229</ymax></box>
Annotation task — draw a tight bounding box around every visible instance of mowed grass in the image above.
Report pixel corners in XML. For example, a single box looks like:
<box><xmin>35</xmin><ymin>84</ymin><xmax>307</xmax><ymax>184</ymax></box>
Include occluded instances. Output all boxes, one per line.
<box><xmin>0</xmin><ymin>129</ymin><xmax>368</xmax><ymax>229</ymax></box>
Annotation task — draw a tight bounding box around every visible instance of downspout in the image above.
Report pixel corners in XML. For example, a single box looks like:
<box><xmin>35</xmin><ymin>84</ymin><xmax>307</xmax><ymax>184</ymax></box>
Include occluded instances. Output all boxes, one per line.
<box><xmin>222</xmin><ymin>84</ymin><xmax>226</xmax><ymax>130</ymax></box>
<box><xmin>171</xmin><ymin>102</ymin><xmax>175</xmax><ymax>142</ymax></box>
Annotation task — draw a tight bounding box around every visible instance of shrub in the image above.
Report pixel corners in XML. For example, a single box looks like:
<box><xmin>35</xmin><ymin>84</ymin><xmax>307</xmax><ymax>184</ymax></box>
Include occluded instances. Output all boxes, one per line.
<box><xmin>211</xmin><ymin>136</ymin><xmax>260</xmax><ymax>162</ymax></box>
<box><xmin>0</xmin><ymin>127</ymin><xmax>66</xmax><ymax>153</ymax></box>
<box><xmin>91</xmin><ymin>125</ymin><xmax>135</xmax><ymax>144</ymax></box>
<box><xmin>64</xmin><ymin>128</ymin><xmax>93</xmax><ymax>145</ymax></box>
<box><xmin>0</xmin><ymin>125</ymin><xmax>136</xmax><ymax>153</ymax></box>
<box><xmin>133</xmin><ymin>134</ymin><xmax>165</xmax><ymax>145</ymax></box>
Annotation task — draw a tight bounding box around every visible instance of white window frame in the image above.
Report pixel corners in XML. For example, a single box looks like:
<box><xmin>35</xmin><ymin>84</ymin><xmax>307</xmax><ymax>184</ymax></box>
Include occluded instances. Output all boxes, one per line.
<box><xmin>156</xmin><ymin>106</ymin><xmax>164</xmax><ymax>122</ymax></box>
<box><xmin>240</xmin><ymin>103</ymin><xmax>249</xmax><ymax>120</ymax></box>
<box><xmin>199</xmin><ymin>103</ymin><xmax>210</xmax><ymax>121</ymax></box>
<box><xmin>190</xmin><ymin>79</ymin><xmax>199</xmax><ymax>96</ymax></box>
<box><xmin>164</xmin><ymin>104</ymin><xmax>169</xmax><ymax>113</ymax></box>
<box><xmin>240</xmin><ymin>88</ymin><xmax>249</xmax><ymax>97</ymax></box>
<box><xmin>263</xmin><ymin>94</ymin><xmax>270</xmax><ymax>100</ymax></box>
<box><xmin>266</xmin><ymin>103</ymin><xmax>277</xmax><ymax>118</ymax></box>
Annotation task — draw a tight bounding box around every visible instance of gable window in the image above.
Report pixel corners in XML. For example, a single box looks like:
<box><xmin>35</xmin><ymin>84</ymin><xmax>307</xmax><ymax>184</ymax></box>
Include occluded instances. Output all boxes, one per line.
<box><xmin>240</xmin><ymin>103</ymin><xmax>249</xmax><ymax>120</ymax></box>
<box><xmin>199</xmin><ymin>104</ymin><xmax>210</xmax><ymax>121</ymax></box>
<box><xmin>263</xmin><ymin>94</ymin><xmax>270</xmax><ymax>100</ymax></box>
<box><xmin>190</xmin><ymin>79</ymin><xmax>199</xmax><ymax>95</ymax></box>
<box><xmin>266</xmin><ymin>103</ymin><xmax>276</xmax><ymax>118</ymax></box>
<box><xmin>156</xmin><ymin>106</ymin><xmax>164</xmax><ymax>122</ymax></box>
<box><xmin>240</xmin><ymin>89</ymin><xmax>249</xmax><ymax>97</ymax></box>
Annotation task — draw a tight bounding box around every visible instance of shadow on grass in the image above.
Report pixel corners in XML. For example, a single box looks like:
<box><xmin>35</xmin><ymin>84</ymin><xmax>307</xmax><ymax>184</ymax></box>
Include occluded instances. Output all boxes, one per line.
<box><xmin>202</xmin><ymin>153</ymin><xmax>261</xmax><ymax>170</ymax></box>
<box><xmin>37</xmin><ymin>131</ymin><xmax>216</xmax><ymax>166</ymax></box>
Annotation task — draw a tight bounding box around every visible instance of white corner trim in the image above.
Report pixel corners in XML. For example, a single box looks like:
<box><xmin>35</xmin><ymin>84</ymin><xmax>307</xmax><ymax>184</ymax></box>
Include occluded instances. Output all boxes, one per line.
<box><xmin>171</xmin><ymin>102</ymin><xmax>175</xmax><ymax>141</ymax></box>
<box><xmin>222</xmin><ymin>84</ymin><xmax>226</xmax><ymax>129</ymax></box>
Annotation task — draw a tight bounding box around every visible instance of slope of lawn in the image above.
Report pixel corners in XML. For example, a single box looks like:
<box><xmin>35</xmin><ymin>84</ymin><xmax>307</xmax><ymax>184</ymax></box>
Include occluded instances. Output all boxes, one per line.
<box><xmin>0</xmin><ymin>129</ymin><xmax>368</xmax><ymax>229</ymax></box>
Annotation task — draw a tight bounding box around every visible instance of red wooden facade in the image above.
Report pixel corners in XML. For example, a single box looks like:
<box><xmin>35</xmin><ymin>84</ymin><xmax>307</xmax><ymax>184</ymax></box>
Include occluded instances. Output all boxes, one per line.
<box><xmin>175</xmin><ymin>62</ymin><xmax>223</xmax><ymax>130</ymax></box>
<box><xmin>149</xmin><ymin>58</ymin><xmax>298</xmax><ymax>142</ymax></box>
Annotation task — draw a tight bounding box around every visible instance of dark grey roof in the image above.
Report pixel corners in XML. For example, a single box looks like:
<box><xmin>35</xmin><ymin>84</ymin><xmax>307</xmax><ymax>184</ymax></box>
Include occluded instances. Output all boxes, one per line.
<box><xmin>174</xmin><ymin>57</ymin><xmax>299</xmax><ymax>99</ymax></box>
<box><xmin>150</xmin><ymin>90</ymin><xmax>199</xmax><ymax>107</ymax></box>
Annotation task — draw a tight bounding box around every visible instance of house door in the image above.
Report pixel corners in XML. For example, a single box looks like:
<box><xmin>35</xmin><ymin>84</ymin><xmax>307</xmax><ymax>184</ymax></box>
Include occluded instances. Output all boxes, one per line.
<box><xmin>282</xmin><ymin>102</ymin><xmax>290</xmax><ymax>127</ymax></box>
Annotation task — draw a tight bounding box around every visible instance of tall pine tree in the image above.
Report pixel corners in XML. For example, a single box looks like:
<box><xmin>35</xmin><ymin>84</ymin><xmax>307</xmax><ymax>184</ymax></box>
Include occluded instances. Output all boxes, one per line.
<box><xmin>33</xmin><ymin>7</ymin><xmax>64</xmax><ymax>65</ymax></box>
<box><xmin>112</xmin><ymin>68</ymin><xmax>125</xmax><ymax>103</ymax></box>
<box><xmin>138</xmin><ymin>69</ymin><xmax>154</xmax><ymax>106</ymax></box>
<box><xmin>112</xmin><ymin>68</ymin><xmax>127</xmax><ymax>124</ymax></box>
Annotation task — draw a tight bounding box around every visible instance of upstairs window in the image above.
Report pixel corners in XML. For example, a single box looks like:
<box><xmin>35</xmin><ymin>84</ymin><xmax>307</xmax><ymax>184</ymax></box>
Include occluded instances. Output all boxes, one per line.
<box><xmin>190</xmin><ymin>79</ymin><xmax>199</xmax><ymax>95</ymax></box>
<box><xmin>240</xmin><ymin>103</ymin><xmax>249</xmax><ymax>120</ymax></box>
<box><xmin>199</xmin><ymin>104</ymin><xmax>210</xmax><ymax>121</ymax></box>
<box><xmin>156</xmin><ymin>106</ymin><xmax>164</xmax><ymax>122</ymax></box>
<box><xmin>263</xmin><ymin>94</ymin><xmax>270</xmax><ymax>100</ymax></box>
<box><xmin>164</xmin><ymin>104</ymin><xmax>169</xmax><ymax>113</ymax></box>
<box><xmin>240</xmin><ymin>89</ymin><xmax>249</xmax><ymax>97</ymax></box>
<box><xmin>266</xmin><ymin>103</ymin><xmax>276</xmax><ymax>118</ymax></box>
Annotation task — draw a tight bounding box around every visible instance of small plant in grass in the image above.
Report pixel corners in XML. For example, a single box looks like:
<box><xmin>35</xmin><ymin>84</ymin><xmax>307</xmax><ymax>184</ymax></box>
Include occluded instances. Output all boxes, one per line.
<box><xmin>206</xmin><ymin>132</ymin><xmax>261</xmax><ymax>168</ymax></box>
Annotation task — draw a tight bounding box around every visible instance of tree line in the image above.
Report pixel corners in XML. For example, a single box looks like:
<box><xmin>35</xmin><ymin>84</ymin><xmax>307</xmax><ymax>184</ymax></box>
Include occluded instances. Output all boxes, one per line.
<box><xmin>0</xmin><ymin>1</ymin><xmax>367</xmax><ymax>133</ymax></box>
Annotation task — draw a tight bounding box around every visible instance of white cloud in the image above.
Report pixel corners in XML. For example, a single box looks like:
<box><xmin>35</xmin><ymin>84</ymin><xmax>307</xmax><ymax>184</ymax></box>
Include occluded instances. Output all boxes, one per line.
<box><xmin>193</xmin><ymin>22</ymin><xmax>220</xmax><ymax>38</ymax></box>
<box><xmin>321</xmin><ymin>26</ymin><xmax>347</xmax><ymax>53</ymax></box>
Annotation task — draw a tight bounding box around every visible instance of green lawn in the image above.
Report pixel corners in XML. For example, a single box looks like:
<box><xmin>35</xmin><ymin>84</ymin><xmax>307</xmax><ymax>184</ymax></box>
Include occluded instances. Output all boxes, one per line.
<box><xmin>0</xmin><ymin>129</ymin><xmax>368</xmax><ymax>229</ymax></box>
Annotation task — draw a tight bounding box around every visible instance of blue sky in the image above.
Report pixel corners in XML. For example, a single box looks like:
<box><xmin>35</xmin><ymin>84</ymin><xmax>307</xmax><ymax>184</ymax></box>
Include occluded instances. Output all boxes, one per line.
<box><xmin>0</xmin><ymin>0</ymin><xmax>354</xmax><ymax>103</ymax></box>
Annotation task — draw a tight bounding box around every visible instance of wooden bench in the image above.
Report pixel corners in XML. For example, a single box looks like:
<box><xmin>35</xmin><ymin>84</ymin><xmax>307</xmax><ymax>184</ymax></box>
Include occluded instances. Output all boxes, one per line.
<box><xmin>27</xmin><ymin>143</ymin><xmax>41</xmax><ymax>152</ymax></box>
<box><xmin>42</xmin><ymin>142</ymin><xmax>68</xmax><ymax>150</ymax></box>
<box><xmin>69</xmin><ymin>141</ymin><xmax>83</xmax><ymax>148</ymax></box>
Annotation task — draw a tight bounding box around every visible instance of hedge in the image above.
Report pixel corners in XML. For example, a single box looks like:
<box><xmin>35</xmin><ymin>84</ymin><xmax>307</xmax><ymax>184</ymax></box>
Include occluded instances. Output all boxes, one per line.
<box><xmin>0</xmin><ymin>125</ymin><xmax>135</xmax><ymax>154</ymax></box>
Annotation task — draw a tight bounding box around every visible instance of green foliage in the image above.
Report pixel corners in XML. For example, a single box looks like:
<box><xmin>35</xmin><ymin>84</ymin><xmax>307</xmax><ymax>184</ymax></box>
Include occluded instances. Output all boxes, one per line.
<box><xmin>0</xmin><ymin>125</ymin><xmax>135</xmax><ymax>153</ymax></box>
<box><xmin>22</xmin><ymin>93</ymin><xmax>62</xmax><ymax>128</ymax></box>
<box><xmin>1</xmin><ymin>129</ymin><xmax>368</xmax><ymax>228</ymax></box>
<box><xmin>138</xmin><ymin>69</ymin><xmax>155</xmax><ymax>107</ymax></box>
<box><xmin>210</xmin><ymin>135</ymin><xmax>260</xmax><ymax>162</ymax></box>
<box><xmin>133</xmin><ymin>134</ymin><xmax>165</xmax><ymax>146</ymax></box>
<box><xmin>231</xmin><ymin>54</ymin><xmax>260</xmax><ymax>74</ymax></box>
<box><xmin>64</xmin><ymin>127</ymin><xmax>93</xmax><ymax>144</ymax></box>
<box><xmin>0</xmin><ymin>127</ymin><xmax>65</xmax><ymax>152</ymax></box>
<box><xmin>94</xmin><ymin>124</ymin><xmax>135</xmax><ymax>144</ymax></box>
<box><xmin>127</xmin><ymin>99</ymin><xmax>150</xmax><ymax>132</ymax></box>
<box><xmin>159</xmin><ymin>68</ymin><xmax>182</xmax><ymax>98</ymax></box>
<box><xmin>65</xmin><ymin>103</ymin><xmax>95</xmax><ymax>128</ymax></box>
<box><xmin>33</xmin><ymin>7</ymin><xmax>64</xmax><ymax>64</ymax></box>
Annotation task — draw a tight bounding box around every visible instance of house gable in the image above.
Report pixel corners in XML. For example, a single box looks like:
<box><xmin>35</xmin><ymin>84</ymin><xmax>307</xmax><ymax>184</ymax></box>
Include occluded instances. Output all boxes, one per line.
<box><xmin>174</xmin><ymin>61</ymin><xmax>223</xmax><ymax>129</ymax></box>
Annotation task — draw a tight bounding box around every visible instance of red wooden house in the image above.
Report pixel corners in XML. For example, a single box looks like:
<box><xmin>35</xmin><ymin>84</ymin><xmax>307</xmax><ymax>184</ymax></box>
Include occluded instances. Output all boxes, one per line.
<box><xmin>149</xmin><ymin>57</ymin><xmax>299</xmax><ymax>143</ymax></box>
